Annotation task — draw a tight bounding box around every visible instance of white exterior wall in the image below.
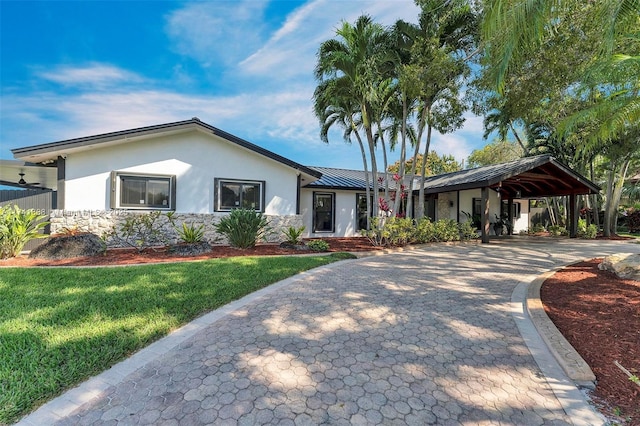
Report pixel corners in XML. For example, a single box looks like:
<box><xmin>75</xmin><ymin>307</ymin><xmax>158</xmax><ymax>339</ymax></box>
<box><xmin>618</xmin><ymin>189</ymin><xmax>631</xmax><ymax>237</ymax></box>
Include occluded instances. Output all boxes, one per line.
<box><xmin>63</xmin><ymin>130</ymin><xmax>299</xmax><ymax>215</ymax></box>
<box><xmin>457</xmin><ymin>189</ymin><xmax>529</xmax><ymax>233</ymax></box>
<box><xmin>512</xmin><ymin>200</ymin><xmax>530</xmax><ymax>233</ymax></box>
<box><xmin>300</xmin><ymin>189</ymin><xmax>361</xmax><ymax>238</ymax></box>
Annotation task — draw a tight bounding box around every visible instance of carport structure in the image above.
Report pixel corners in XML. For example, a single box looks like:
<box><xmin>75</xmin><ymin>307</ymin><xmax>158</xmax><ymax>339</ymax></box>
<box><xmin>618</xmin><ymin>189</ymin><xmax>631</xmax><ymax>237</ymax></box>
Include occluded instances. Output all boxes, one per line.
<box><xmin>421</xmin><ymin>155</ymin><xmax>601</xmax><ymax>243</ymax></box>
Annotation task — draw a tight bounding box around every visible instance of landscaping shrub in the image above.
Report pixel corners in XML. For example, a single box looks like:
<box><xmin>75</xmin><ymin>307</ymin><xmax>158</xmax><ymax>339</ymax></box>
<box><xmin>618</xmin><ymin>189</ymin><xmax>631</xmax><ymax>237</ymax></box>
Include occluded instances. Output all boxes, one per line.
<box><xmin>414</xmin><ymin>217</ymin><xmax>436</xmax><ymax>243</ymax></box>
<box><xmin>624</xmin><ymin>208</ymin><xmax>640</xmax><ymax>233</ymax></box>
<box><xmin>548</xmin><ymin>224</ymin><xmax>568</xmax><ymax>236</ymax></box>
<box><xmin>365</xmin><ymin>216</ymin><xmax>470</xmax><ymax>246</ymax></box>
<box><xmin>307</xmin><ymin>239</ymin><xmax>330</xmax><ymax>252</ymax></box>
<box><xmin>364</xmin><ymin>216</ymin><xmax>414</xmax><ymax>246</ymax></box>
<box><xmin>215</xmin><ymin>208</ymin><xmax>270</xmax><ymax>249</ymax></box>
<box><xmin>577</xmin><ymin>219</ymin><xmax>598</xmax><ymax>239</ymax></box>
<box><xmin>458</xmin><ymin>220</ymin><xmax>479</xmax><ymax>241</ymax></box>
<box><xmin>107</xmin><ymin>211</ymin><xmax>169</xmax><ymax>251</ymax></box>
<box><xmin>166</xmin><ymin>212</ymin><xmax>206</xmax><ymax>244</ymax></box>
<box><xmin>0</xmin><ymin>204</ymin><xmax>48</xmax><ymax>259</ymax></box>
<box><xmin>433</xmin><ymin>219</ymin><xmax>460</xmax><ymax>242</ymax></box>
<box><xmin>282</xmin><ymin>226</ymin><xmax>305</xmax><ymax>244</ymax></box>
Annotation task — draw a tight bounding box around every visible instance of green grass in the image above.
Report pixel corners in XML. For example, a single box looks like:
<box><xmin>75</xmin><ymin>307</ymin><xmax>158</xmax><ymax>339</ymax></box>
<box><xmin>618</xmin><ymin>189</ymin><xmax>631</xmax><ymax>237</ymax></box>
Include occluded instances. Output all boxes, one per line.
<box><xmin>0</xmin><ymin>253</ymin><xmax>355</xmax><ymax>424</ymax></box>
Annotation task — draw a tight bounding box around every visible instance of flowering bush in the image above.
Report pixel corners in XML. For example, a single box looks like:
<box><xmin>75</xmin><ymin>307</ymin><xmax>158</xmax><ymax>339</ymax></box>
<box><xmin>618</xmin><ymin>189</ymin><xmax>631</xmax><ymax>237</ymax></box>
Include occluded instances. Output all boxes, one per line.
<box><xmin>625</xmin><ymin>208</ymin><xmax>640</xmax><ymax>233</ymax></box>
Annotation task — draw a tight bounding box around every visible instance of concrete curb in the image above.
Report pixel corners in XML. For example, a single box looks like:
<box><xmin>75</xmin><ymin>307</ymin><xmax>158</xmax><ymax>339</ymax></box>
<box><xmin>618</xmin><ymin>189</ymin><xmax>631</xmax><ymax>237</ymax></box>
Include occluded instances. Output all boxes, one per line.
<box><xmin>526</xmin><ymin>265</ymin><xmax>597</xmax><ymax>388</ymax></box>
<box><xmin>511</xmin><ymin>263</ymin><xmax>605</xmax><ymax>426</ymax></box>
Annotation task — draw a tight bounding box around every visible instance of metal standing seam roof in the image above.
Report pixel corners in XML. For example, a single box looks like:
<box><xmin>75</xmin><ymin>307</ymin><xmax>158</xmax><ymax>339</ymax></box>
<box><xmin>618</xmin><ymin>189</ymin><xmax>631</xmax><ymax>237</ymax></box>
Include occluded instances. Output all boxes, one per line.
<box><xmin>306</xmin><ymin>167</ymin><xmax>407</xmax><ymax>190</ymax></box>
<box><xmin>306</xmin><ymin>155</ymin><xmax>600</xmax><ymax>197</ymax></box>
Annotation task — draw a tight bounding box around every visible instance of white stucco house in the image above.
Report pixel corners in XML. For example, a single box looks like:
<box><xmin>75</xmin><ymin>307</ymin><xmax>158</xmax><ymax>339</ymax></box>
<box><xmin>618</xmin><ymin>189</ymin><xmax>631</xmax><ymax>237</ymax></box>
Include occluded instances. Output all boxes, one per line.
<box><xmin>5</xmin><ymin>118</ymin><xmax>600</xmax><ymax>243</ymax></box>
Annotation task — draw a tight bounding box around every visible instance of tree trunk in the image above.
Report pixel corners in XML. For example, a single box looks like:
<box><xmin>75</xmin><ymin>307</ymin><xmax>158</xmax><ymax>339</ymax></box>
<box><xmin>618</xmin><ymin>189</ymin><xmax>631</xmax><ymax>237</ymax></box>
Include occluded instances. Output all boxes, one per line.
<box><xmin>590</xmin><ymin>161</ymin><xmax>600</xmax><ymax>230</ymax></box>
<box><xmin>352</xmin><ymin>129</ymin><xmax>371</xmax><ymax>230</ymax></box>
<box><xmin>603</xmin><ymin>165</ymin><xmax>616</xmax><ymax>237</ymax></box>
<box><xmin>606</xmin><ymin>157</ymin><xmax>631</xmax><ymax>235</ymax></box>
<box><xmin>406</xmin><ymin>103</ymin><xmax>428</xmax><ymax>219</ymax></box>
<box><xmin>378</xmin><ymin>125</ymin><xmax>390</xmax><ymax>204</ymax></box>
<box><xmin>509</xmin><ymin>122</ymin><xmax>528</xmax><ymax>155</ymax></box>
<box><xmin>417</xmin><ymin>121</ymin><xmax>433</xmax><ymax>220</ymax></box>
<box><xmin>393</xmin><ymin>96</ymin><xmax>409</xmax><ymax>217</ymax></box>
<box><xmin>362</xmin><ymin>105</ymin><xmax>379</xmax><ymax>218</ymax></box>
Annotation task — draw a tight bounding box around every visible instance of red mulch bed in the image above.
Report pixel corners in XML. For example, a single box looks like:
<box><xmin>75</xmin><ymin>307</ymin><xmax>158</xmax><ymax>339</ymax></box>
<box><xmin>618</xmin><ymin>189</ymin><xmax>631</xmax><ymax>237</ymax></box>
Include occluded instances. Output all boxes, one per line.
<box><xmin>541</xmin><ymin>259</ymin><xmax>640</xmax><ymax>424</ymax></box>
<box><xmin>0</xmin><ymin>238</ymin><xmax>381</xmax><ymax>267</ymax></box>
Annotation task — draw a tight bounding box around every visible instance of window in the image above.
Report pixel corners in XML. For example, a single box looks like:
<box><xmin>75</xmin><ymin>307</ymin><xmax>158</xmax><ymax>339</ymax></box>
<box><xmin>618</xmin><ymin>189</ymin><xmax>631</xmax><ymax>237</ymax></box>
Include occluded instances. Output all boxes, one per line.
<box><xmin>313</xmin><ymin>192</ymin><xmax>335</xmax><ymax>233</ymax></box>
<box><xmin>356</xmin><ymin>193</ymin><xmax>372</xmax><ymax>230</ymax></box>
<box><xmin>111</xmin><ymin>172</ymin><xmax>175</xmax><ymax>210</ymax></box>
<box><xmin>471</xmin><ymin>197</ymin><xmax>482</xmax><ymax>229</ymax></box>
<box><xmin>215</xmin><ymin>179</ymin><xmax>265</xmax><ymax>212</ymax></box>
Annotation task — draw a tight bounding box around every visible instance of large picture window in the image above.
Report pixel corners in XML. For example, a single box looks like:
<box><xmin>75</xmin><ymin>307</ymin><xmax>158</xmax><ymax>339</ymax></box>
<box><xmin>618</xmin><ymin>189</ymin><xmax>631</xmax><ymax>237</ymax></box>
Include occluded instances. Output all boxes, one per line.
<box><xmin>111</xmin><ymin>172</ymin><xmax>175</xmax><ymax>210</ymax></box>
<box><xmin>215</xmin><ymin>179</ymin><xmax>265</xmax><ymax>212</ymax></box>
<box><xmin>313</xmin><ymin>192</ymin><xmax>335</xmax><ymax>233</ymax></box>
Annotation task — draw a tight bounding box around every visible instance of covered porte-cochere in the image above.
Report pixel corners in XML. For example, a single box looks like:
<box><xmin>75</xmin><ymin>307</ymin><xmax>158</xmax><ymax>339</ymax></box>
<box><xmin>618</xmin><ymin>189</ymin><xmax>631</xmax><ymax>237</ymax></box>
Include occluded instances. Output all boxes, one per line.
<box><xmin>421</xmin><ymin>155</ymin><xmax>601</xmax><ymax>243</ymax></box>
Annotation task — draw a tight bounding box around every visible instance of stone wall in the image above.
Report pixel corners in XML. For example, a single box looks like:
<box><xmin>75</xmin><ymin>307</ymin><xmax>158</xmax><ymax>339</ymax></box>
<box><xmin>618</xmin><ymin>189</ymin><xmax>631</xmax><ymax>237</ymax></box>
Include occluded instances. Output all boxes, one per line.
<box><xmin>49</xmin><ymin>210</ymin><xmax>303</xmax><ymax>247</ymax></box>
<box><xmin>436</xmin><ymin>195</ymin><xmax>451</xmax><ymax>221</ymax></box>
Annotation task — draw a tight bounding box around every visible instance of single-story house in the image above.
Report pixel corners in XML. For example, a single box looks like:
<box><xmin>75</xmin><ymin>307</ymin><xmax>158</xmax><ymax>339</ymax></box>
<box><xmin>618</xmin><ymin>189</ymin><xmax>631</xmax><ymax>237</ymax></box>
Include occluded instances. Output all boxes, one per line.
<box><xmin>4</xmin><ymin>118</ymin><xmax>599</xmax><ymax>243</ymax></box>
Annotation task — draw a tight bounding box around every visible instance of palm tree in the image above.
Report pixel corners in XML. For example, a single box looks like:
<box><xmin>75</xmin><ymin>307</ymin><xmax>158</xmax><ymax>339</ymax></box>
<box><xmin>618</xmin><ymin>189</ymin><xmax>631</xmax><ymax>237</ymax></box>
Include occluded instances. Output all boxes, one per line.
<box><xmin>482</xmin><ymin>0</ymin><xmax>639</xmax><ymax>144</ymax></box>
<box><xmin>396</xmin><ymin>0</ymin><xmax>477</xmax><ymax>218</ymax></box>
<box><xmin>313</xmin><ymin>79</ymin><xmax>372</xmax><ymax>229</ymax></box>
<box><xmin>315</xmin><ymin>15</ymin><xmax>395</xmax><ymax>219</ymax></box>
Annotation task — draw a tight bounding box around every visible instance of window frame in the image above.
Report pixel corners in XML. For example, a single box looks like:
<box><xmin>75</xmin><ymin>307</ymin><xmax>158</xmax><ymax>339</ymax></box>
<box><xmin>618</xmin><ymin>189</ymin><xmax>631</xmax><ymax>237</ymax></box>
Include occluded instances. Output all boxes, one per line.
<box><xmin>356</xmin><ymin>193</ymin><xmax>372</xmax><ymax>231</ymax></box>
<box><xmin>110</xmin><ymin>171</ymin><xmax>176</xmax><ymax>211</ymax></box>
<box><xmin>313</xmin><ymin>192</ymin><xmax>335</xmax><ymax>233</ymax></box>
<box><xmin>214</xmin><ymin>178</ymin><xmax>266</xmax><ymax>212</ymax></box>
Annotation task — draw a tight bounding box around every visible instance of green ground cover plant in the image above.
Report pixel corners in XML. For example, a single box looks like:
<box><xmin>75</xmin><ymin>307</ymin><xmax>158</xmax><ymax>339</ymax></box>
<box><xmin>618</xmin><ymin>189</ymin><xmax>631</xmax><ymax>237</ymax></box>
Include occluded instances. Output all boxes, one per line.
<box><xmin>0</xmin><ymin>253</ymin><xmax>354</xmax><ymax>424</ymax></box>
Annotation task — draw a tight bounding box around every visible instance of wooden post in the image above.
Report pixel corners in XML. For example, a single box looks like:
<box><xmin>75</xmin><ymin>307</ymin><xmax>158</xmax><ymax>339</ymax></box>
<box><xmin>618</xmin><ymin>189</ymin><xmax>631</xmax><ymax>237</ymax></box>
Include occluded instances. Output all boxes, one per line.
<box><xmin>507</xmin><ymin>197</ymin><xmax>514</xmax><ymax>235</ymax></box>
<box><xmin>481</xmin><ymin>186</ymin><xmax>490</xmax><ymax>243</ymax></box>
<box><xmin>569</xmin><ymin>194</ymin><xmax>577</xmax><ymax>238</ymax></box>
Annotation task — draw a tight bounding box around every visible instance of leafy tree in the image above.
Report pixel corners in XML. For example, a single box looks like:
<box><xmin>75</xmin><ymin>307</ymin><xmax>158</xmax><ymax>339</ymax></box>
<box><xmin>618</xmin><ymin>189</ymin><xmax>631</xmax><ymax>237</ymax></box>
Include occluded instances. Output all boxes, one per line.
<box><xmin>467</xmin><ymin>139</ymin><xmax>524</xmax><ymax>168</ymax></box>
<box><xmin>480</xmin><ymin>0</ymin><xmax>640</xmax><ymax>236</ymax></box>
<box><xmin>388</xmin><ymin>151</ymin><xmax>462</xmax><ymax>175</ymax></box>
<box><xmin>393</xmin><ymin>0</ymin><xmax>478</xmax><ymax>218</ymax></box>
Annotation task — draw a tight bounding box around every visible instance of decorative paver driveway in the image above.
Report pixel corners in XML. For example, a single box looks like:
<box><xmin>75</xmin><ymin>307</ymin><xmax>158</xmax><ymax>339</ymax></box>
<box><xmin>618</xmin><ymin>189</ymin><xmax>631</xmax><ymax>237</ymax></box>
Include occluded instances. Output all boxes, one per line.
<box><xmin>24</xmin><ymin>239</ymin><xmax>639</xmax><ymax>425</ymax></box>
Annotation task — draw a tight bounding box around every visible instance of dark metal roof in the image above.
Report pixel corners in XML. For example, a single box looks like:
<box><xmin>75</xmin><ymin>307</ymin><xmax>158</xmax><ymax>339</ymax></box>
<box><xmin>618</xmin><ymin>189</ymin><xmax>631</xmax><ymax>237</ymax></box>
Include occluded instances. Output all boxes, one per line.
<box><xmin>306</xmin><ymin>155</ymin><xmax>600</xmax><ymax>198</ymax></box>
<box><xmin>12</xmin><ymin>118</ymin><xmax>321</xmax><ymax>179</ymax></box>
<box><xmin>421</xmin><ymin>154</ymin><xmax>600</xmax><ymax>197</ymax></box>
<box><xmin>307</xmin><ymin>167</ymin><xmax>404</xmax><ymax>190</ymax></box>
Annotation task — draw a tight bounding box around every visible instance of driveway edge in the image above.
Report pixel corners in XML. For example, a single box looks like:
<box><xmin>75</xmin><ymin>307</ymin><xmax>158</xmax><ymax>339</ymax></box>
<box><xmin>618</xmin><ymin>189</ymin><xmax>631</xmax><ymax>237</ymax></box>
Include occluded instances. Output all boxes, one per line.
<box><xmin>511</xmin><ymin>265</ymin><xmax>604</xmax><ymax>426</ymax></box>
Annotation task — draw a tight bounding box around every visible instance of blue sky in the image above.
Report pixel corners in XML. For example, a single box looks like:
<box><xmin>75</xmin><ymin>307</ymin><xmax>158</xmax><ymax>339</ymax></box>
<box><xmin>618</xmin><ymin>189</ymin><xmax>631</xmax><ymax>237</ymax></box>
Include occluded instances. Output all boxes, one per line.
<box><xmin>1</xmin><ymin>0</ymin><xmax>486</xmax><ymax>171</ymax></box>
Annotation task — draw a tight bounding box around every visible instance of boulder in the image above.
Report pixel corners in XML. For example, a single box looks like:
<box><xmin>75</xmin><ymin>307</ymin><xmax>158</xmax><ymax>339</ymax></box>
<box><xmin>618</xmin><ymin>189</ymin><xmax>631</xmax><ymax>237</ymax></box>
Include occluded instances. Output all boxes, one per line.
<box><xmin>169</xmin><ymin>242</ymin><xmax>212</xmax><ymax>256</ymax></box>
<box><xmin>598</xmin><ymin>253</ymin><xmax>640</xmax><ymax>281</ymax></box>
<box><xmin>29</xmin><ymin>234</ymin><xmax>105</xmax><ymax>259</ymax></box>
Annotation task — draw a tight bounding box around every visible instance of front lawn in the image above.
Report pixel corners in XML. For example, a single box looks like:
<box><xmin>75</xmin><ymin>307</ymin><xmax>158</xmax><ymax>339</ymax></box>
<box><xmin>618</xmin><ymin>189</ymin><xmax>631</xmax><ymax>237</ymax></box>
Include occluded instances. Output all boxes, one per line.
<box><xmin>0</xmin><ymin>253</ymin><xmax>354</xmax><ymax>424</ymax></box>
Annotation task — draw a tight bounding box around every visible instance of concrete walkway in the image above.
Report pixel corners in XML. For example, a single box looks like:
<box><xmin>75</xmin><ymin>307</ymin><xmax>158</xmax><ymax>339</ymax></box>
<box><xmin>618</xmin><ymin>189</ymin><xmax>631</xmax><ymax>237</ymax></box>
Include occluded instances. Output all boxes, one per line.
<box><xmin>18</xmin><ymin>238</ymin><xmax>639</xmax><ymax>425</ymax></box>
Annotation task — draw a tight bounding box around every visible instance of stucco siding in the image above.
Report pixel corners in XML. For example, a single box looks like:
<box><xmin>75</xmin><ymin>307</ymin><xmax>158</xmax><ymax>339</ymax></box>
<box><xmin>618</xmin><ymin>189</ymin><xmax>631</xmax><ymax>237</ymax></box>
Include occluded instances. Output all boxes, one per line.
<box><xmin>63</xmin><ymin>130</ymin><xmax>298</xmax><ymax>215</ymax></box>
<box><xmin>300</xmin><ymin>189</ymin><xmax>362</xmax><ymax>238</ymax></box>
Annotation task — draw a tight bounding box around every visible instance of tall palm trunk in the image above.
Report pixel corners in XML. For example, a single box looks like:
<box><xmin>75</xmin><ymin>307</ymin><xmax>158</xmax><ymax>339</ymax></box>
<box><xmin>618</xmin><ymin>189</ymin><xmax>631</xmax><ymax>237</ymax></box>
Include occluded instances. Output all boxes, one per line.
<box><xmin>393</xmin><ymin>95</ymin><xmax>409</xmax><ymax>217</ymax></box>
<box><xmin>352</xmin><ymin>127</ymin><xmax>372</xmax><ymax>230</ymax></box>
<box><xmin>417</xmin><ymin>110</ymin><xmax>433</xmax><ymax>219</ymax></box>
<box><xmin>362</xmin><ymin>104</ymin><xmax>379</xmax><ymax>218</ymax></box>
<box><xmin>406</xmin><ymin>104</ymin><xmax>428</xmax><ymax>219</ymax></box>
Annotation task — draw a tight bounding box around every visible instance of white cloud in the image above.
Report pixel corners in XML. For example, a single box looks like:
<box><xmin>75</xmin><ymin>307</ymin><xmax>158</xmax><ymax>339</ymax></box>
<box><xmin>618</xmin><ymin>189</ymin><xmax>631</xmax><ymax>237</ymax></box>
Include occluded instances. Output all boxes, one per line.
<box><xmin>165</xmin><ymin>0</ymin><xmax>269</xmax><ymax>68</ymax></box>
<box><xmin>36</xmin><ymin>63</ymin><xmax>143</xmax><ymax>87</ymax></box>
<box><xmin>239</xmin><ymin>0</ymin><xmax>421</xmax><ymax>80</ymax></box>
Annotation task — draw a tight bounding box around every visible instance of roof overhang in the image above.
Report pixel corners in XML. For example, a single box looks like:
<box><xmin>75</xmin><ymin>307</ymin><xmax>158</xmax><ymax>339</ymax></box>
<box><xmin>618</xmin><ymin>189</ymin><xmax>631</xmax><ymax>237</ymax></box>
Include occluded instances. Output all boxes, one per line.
<box><xmin>0</xmin><ymin>160</ymin><xmax>58</xmax><ymax>190</ymax></box>
<box><xmin>423</xmin><ymin>155</ymin><xmax>599</xmax><ymax>198</ymax></box>
<box><xmin>11</xmin><ymin>118</ymin><xmax>321</xmax><ymax>183</ymax></box>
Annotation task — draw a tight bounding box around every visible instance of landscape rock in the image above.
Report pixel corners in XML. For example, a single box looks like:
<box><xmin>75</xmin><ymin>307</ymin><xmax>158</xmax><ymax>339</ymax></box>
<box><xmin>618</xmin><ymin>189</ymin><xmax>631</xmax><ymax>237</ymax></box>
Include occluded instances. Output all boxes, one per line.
<box><xmin>598</xmin><ymin>253</ymin><xmax>640</xmax><ymax>281</ymax></box>
<box><xmin>29</xmin><ymin>234</ymin><xmax>105</xmax><ymax>259</ymax></box>
<box><xmin>168</xmin><ymin>242</ymin><xmax>212</xmax><ymax>256</ymax></box>
<box><xmin>279</xmin><ymin>242</ymin><xmax>310</xmax><ymax>251</ymax></box>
